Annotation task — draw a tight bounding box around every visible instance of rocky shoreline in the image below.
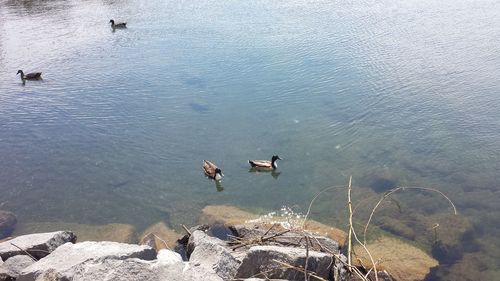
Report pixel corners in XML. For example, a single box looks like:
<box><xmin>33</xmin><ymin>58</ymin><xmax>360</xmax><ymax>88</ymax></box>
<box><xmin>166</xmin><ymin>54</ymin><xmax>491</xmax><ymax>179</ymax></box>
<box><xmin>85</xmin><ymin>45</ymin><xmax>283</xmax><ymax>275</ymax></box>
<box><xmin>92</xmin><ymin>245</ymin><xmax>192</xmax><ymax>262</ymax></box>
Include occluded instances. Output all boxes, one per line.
<box><xmin>0</xmin><ymin>227</ymin><xmax>346</xmax><ymax>280</ymax></box>
<box><xmin>1</xmin><ymin>205</ymin><xmax>439</xmax><ymax>281</ymax></box>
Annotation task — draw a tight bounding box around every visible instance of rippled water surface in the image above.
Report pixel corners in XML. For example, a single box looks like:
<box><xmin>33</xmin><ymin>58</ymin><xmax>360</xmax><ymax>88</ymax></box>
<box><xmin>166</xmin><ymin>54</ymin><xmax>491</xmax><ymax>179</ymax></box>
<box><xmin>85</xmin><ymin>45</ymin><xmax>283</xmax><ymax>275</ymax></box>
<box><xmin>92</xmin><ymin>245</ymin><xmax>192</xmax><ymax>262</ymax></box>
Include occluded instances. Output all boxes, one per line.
<box><xmin>1</xmin><ymin>0</ymin><xmax>500</xmax><ymax>279</ymax></box>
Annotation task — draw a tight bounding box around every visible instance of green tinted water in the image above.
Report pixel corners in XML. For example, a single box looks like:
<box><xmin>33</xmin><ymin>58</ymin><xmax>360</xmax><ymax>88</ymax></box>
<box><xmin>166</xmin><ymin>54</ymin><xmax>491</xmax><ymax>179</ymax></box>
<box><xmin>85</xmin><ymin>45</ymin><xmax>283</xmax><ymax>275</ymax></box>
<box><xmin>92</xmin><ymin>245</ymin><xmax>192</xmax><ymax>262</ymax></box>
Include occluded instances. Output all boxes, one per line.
<box><xmin>1</xmin><ymin>0</ymin><xmax>499</xmax><ymax>279</ymax></box>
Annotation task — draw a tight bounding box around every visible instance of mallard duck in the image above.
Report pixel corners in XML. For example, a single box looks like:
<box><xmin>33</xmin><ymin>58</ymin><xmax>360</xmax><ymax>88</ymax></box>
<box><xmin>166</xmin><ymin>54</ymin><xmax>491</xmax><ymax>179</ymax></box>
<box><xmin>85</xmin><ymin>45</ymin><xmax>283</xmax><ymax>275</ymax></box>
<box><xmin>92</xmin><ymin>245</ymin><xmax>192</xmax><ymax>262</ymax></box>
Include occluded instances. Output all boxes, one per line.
<box><xmin>109</xmin><ymin>19</ymin><xmax>127</xmax><ymax>28</ymax></box>
<box><xmin>17</xmin><ymin>70</ymin><xmax>42</xmax><ymax>84</ymax></box>
<box><xmin>203</xmin><ymin>160</ymin><xmax>224</xmax><ymax>181</ymax></box>
<box><xmin>248</xmin><ymin>155</ymin><xmax>281</xmax><ymax>170</ymax></box>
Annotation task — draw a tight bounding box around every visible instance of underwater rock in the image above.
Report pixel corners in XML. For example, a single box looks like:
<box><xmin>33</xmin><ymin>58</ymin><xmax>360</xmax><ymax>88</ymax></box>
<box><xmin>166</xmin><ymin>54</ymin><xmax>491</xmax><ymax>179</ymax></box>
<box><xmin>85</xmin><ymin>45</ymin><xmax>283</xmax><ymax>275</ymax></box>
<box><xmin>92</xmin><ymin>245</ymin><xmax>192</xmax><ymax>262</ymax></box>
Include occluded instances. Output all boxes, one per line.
<box><xmin>431</xmin><ymin>240</ymin><xmax>463</xmax><ymax>265</ymax></box>
<box><xmin>14</xmin><ymin>222</ymin><xmax>138</xmax><ymax>244</ymax></box>
<box><xmin>360</xmin><ymin>167</ymin><xmax>399</xmax><ymax>193</ymax></box>
<box><xmin>378</xmin><ymin>216</ymin><xmax>416</xmax><ymax>240</ymax></box>
<box><xmin>353</xmin><ymin>236</ymin><xmax>438</xmax><ymax>281</ymax></box>
<box><xmin>301</xmin><ymin>220</ymin><xmax>347</xmax><ymax>245</ymax></box>
<box><xmin>200</xmin><ymin>205</ymin><xmax>260</xmax><ymax>225</ymax></box>
<box><xmin>0</xmin><ymin>211</ymin><xmax>17</xmax><ymax>240</ymax></box>
<box><xmin>140</xmin><ymin>221</ymin><xmax>181</xmax><ymax>251</ymax></box>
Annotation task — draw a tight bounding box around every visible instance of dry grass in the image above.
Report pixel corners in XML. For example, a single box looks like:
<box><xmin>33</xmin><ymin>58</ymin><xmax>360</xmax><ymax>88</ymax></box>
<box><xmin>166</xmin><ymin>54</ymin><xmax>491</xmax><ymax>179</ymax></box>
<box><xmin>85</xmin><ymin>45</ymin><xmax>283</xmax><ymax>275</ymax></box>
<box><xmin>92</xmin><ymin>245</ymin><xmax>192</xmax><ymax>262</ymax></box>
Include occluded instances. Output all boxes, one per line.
<box><xmin>301</xmin><ymin>177</ymin><xmax>457</xmax><ymax>281</ymax></box>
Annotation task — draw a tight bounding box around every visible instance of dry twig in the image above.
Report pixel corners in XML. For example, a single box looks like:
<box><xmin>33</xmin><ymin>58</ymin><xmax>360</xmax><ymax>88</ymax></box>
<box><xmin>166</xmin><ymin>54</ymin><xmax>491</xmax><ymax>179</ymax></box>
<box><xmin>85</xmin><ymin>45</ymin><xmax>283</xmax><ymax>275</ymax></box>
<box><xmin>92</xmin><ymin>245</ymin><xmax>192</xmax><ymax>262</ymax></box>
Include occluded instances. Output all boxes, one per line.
<box><xmin>10</xmin><ymin>242</ymin><xmax>38</xmax><ymax>261</ymax></box>
<box><xmin>231</xmin><ymin>229</ymin><xmax>291</xmax><ymax>250</ymax></box>
<box><xmin>182</xmin><ymin>224</ymin><xmax>192</xmax><ymax>236</ymax></box>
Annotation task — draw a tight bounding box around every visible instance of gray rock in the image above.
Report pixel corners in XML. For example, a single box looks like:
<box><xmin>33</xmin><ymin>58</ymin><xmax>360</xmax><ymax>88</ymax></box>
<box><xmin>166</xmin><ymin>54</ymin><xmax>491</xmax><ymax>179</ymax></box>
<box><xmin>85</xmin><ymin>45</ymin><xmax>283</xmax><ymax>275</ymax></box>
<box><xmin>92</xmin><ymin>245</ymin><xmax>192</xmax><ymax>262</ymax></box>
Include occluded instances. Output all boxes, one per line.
<box><xmin>236</xmin><ymin>245</ymin><xmax>334</xmax><ymax>280</ymax></box>
<box><xmin>0</xmin><ymin>212</ymin><xmax>17</xmax><ymax>240</ymax></box>
<box><xmin>156</xmin><ymin>249</ymin><xmax>182</xmax><ymax>265</ymax></box>
<box><xmin>0</xmin><ymin>231</ymin><xmax>76</xmax><ymax>261</ymax></box>
<box><xmin>19</xmin><ymin>246</ymin><xmax>222</xmax><ymax>281</ymax></box>
<box><xmin>333</xmin><ymin>253</ymin><xmax>348</xmax><ymax>281</ymax></box>
<box><xmin>155</xmin><ymin>249</ymin><xmax>224</xmax><ymax>281</ymax></box>
<box><xmin>188</xmin><ymin>230</ymin><xmax>240</xmax><ymax>280</ymax></box>
<box><xmin>0</xmin><ymin>255</ymin><xmax>35</xmax><ymax>281</ymax></box>
<box><xmin>231</xmin><ymin>224</ymin><xmax>340</xmax><ymax>254</ymax></box>
<box><xmin>242</xmin><ymin>279</ymin><xmax>287</xmax><ymax>281</ymax></box>
<box><xmin>160</xmin><ymin>261</ymin><xmax>224</xmax><ymax>281</ymax></box>
<box><xmin>18</xmin><ymin>241</ymin><xmax>156</xmax><ymax>281</ymax></box>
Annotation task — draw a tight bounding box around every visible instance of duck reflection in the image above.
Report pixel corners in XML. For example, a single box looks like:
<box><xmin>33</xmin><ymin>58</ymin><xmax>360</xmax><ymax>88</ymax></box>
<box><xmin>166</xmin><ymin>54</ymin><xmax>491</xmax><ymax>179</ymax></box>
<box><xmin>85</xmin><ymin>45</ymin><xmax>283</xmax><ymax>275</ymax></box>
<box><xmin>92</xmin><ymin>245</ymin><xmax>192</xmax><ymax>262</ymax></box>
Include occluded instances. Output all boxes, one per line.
<box><xmin>248</xmin><ymin>168</ymin><xmax>281</xmax><ymax>179</ymax></box>
<box><xmin>214</xmin><ymin>180</ymin><xmax>224</xmax><ymax>192</ymax></box>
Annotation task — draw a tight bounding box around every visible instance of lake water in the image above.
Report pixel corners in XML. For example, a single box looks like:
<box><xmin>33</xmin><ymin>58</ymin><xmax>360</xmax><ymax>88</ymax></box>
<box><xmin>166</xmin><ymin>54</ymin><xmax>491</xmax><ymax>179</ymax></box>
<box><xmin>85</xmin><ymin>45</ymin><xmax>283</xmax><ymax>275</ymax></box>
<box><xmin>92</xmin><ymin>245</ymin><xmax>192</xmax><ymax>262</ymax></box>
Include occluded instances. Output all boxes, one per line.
<box><xmin>1</xmin><ymin>0</ymin><xmax>499</xmax><ymax>279</ymax></box>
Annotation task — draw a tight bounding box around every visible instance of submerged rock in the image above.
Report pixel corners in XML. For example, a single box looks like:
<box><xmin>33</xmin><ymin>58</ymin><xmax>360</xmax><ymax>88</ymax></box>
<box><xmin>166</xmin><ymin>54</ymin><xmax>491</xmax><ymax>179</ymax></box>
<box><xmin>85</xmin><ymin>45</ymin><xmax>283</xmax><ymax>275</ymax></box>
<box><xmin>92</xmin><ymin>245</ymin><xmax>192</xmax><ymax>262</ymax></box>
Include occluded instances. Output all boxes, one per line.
<box><xmin>353</xmin><ymin>236</ymin><xmax>438</xmax><ymax>281</ymax></box>
<box><xmin>14</xmin><ymin>222</ymin><xmax>137</xmax><ymax>243</ymax></box>
<box><xmin>140</xmin><ymin>221</ymin><xmax>181</xmax><ymax>251</ymax></box>
<box><xmin>0</xmin><ymin>255</ymin><xmax>34</xmax><ymax>281</ymax></box>
<box><xmin>0</xmin><ymin>211</ymin><xmax>17</xmax><ymax>240</ymax></box>
<box><xmin>301</xmin><ymin>220</ymin><xmax>347</xmax><ymax>245</ymax></box>
<box><xmin>200</xmin><ymin>205</ymin><xmax>259</xmax><ymax>225</ymax></box>
<box><xmin>0</xmin><ymin>231</ymin><xmax>76</xmax><ymax>261</ymax></box>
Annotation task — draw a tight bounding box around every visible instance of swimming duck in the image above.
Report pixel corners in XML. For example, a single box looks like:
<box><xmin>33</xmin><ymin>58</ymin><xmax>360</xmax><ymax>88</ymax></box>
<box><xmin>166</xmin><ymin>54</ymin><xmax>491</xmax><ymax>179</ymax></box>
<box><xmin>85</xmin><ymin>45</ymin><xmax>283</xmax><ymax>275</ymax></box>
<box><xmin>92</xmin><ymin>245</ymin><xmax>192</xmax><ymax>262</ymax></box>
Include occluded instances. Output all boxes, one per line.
<box><xmin>203</xmin><ymin>160</ymin><xmax>224</xmax><ymax>181</ymax></box>
<box><xmin>109</xmin><ymin>19</ymin><xmax>127</xmax><ymax>28</ymax></box>
<box><xmin>248</xmin><ymin>155</ymin><xmax>281</xmax><ymax>170</ymax></box>
<box><xmin>17</xmin><ymin>70</ymin><xmax>42</xmax><ymax>84</ymax></box>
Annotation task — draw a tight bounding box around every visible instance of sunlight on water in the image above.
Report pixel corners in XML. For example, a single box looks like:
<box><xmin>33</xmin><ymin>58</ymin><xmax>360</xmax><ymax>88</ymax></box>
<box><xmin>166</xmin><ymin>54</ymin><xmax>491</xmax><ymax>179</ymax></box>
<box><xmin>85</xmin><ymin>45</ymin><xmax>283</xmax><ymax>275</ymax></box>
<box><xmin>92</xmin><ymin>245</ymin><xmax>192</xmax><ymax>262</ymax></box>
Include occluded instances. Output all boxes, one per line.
<box><xmin>1</xmin><ymin>0</ymin><xmax>500</xmax><ymax>279</ymax></box>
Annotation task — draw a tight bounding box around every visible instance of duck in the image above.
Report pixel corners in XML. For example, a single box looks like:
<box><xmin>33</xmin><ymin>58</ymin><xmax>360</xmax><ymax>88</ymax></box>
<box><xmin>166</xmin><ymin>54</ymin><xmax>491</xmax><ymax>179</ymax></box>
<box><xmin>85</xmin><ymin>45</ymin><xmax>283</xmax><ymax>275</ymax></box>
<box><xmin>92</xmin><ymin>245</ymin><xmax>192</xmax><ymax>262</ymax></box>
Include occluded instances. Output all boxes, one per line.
<box><xmin>17</xmin><ymin>70</ymin><xmax>42</xmax><ymax>84</ymax></box>
<box><xmin>203</xmin><ymin>160</ymin><xmax>224</xmax><ymax>181</ymax></box>
<box><xmin>248</xmin><ymin>155</ymin><xmax>281</xmax><ymax>170</ymax></box>
<box><xmin>109</xmin><ymin>19</ymin><xmax>127</xmax><ymax>28</ymax></box>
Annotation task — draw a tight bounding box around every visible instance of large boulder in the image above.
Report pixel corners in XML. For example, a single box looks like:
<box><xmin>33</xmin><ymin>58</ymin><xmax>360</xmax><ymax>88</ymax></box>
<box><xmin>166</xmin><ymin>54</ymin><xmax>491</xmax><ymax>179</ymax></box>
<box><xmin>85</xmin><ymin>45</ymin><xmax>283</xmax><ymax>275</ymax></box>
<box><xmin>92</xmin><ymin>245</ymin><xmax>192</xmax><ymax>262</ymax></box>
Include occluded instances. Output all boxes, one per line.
<box><xmin>0</xmin><ymin>255</ymin><xmax>34</xmax><ymax>281</ymax></box>
<box><xmin>0</xmin><ymin>212</ymin><xmax>17</xmax><ymax>240</ymax></box>
<box><xmin>18</xmin><ymin>241</ymin><xmax>156</xmax><ymax>281</ymax></box>
<box><xmin>236</xmin><ymin>245</ymin><xmax>334</xmax><ymax>280</ymax></box>
<box><xmin>230</xmin><ymin>223</ymin><xmax>341</xmax><ymax>254</ymax></box>
<box><xmin>0</xmin><ymin>231</ymin><xmax>76</xmax><ymax>261</ymax></box>
<box><xmin>188</xmin><ymin>230</ymin><xmax>240</xmax><ymax>280</ymax></box>
<box><xmin>19</xmin><ymin>244</ymin><xmax>222</xmax><ymax>281</ymax></box>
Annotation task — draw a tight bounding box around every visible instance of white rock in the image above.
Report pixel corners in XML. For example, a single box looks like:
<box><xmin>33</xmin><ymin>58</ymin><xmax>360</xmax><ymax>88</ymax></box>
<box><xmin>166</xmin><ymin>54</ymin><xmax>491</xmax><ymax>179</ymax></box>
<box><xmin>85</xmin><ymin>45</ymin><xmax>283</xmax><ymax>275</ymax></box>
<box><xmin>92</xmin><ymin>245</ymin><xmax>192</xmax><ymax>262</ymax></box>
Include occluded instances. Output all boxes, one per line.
<box><xmin>157</xmin><ymin>249</ymin><xmax>182</xmax><ymax>265</ymax></box>
<box><xmin>0</xmin><ymin>255</ymin><xmax>35</xmax><ymax>280</ymax></box>
<box><xmin>18</xmin><ymin>241</ymin><xmax>156</xmax><ymax>281</ymax></box>
<box><xmin>236</xmin><ymin>245</ymin><xmax>334</xmax><ymax>280</ymax></box>
<box><xmin>188</xmin><ymin>230</ymin><xmax>240</xmax><ymax>280</ymax></box>
<box><xmin>0</xmin><ymin>231</ymin><xmax>75</xmax><ymax>261</ymax></box>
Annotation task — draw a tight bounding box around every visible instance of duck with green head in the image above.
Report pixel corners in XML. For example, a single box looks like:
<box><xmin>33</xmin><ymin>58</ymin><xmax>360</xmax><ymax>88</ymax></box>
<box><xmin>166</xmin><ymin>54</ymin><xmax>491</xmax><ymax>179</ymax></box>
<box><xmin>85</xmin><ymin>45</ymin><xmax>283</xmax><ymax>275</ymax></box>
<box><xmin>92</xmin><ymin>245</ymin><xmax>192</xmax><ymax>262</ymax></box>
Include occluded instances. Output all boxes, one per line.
<box><xmin>248</xmin><ymin>155</ymin><xmax>281</xmax><ymax>170</ymax></box>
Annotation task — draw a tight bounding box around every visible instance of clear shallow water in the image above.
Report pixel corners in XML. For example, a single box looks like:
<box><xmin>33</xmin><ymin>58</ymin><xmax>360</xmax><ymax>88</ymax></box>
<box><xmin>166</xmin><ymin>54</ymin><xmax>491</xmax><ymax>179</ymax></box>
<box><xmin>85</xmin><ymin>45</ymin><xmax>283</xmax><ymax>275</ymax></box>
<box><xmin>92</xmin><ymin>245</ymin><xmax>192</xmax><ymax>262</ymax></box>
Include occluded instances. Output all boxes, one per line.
<box><xmin>1</xmin><ymin>0</ymin><xmax>500</xmax><ymax>279</ymax></box>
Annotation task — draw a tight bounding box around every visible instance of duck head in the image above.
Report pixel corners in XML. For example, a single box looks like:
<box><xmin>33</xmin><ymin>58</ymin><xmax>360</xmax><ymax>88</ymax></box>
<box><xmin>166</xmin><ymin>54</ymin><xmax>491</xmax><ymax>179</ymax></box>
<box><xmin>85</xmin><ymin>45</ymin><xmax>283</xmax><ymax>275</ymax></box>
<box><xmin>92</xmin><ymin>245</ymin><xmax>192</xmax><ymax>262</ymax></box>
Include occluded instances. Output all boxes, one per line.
<box><xmin>271</xmin><ymin>155</ymin><xmax>281</xmax><ymax>169</ymax></box>
<box><xmin>17</xmin><ymin>70</ymin><xmax>23</xmax><ymax>76</ymax></box>
<box><xmin>109</xmin><ymin>19</ymin><xmax>115</xmax><ymax>25</ymax></box>
<box><xmin>214</xmin><ymin>168</ymin><xmax>224</xmax><ymax>181</ymax></box>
